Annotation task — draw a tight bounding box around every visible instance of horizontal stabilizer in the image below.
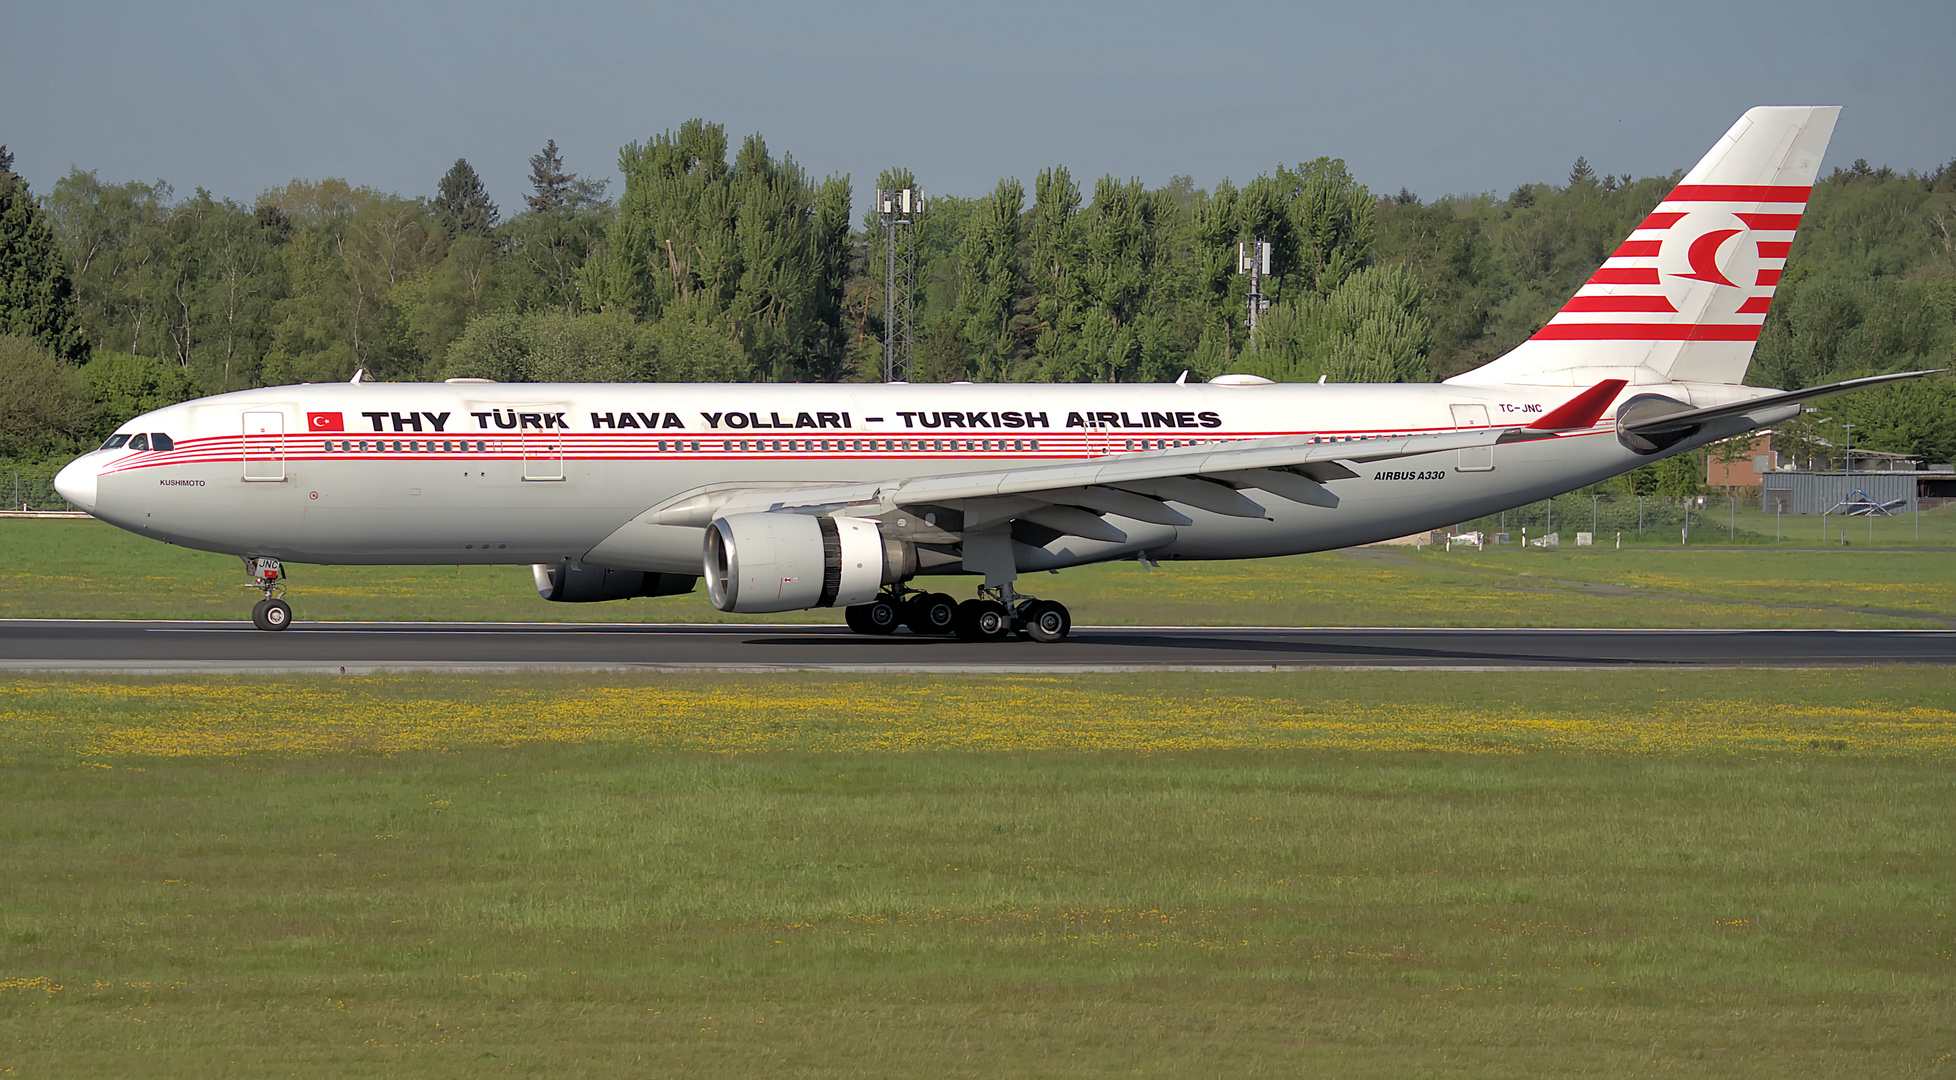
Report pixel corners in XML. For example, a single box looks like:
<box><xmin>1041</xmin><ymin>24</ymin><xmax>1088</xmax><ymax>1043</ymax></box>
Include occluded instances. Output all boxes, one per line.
<box><xmin>1619</xmin><ymin>370</ymin><xmax>1941</xmax><ymax>433</ymax></box>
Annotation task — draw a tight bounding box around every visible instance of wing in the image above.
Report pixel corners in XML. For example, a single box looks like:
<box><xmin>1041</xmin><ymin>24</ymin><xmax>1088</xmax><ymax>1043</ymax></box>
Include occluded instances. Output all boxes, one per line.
<box><xmin>643</xmin><ymin>424</ymin><xmax>1547</xmax><ymax>544</ymax></box>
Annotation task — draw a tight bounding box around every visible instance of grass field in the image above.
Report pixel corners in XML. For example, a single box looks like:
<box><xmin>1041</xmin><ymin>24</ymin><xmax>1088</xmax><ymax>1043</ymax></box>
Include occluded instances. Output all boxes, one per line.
<box><xmin>4</xmin><ymin>517</ymin><xmax>1954</xmax><ymax>628</ymax></box>
<box><xmin>3</xmin><ymin>669</ymin><xmax>1954</xmax><ymax>1076</ymax></box>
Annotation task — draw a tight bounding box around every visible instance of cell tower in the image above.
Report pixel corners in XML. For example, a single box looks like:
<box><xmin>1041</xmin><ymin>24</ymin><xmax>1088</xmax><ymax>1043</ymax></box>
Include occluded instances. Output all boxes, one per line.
<box><xmin>1239</xmin><ymin>238</ymin><xmax>1272</xmax><ymax>350</ymax></box>
<box><xmin>877</xmin><ymin>186</ymin><xmax>921</xmax><ymax>382</ymax></box>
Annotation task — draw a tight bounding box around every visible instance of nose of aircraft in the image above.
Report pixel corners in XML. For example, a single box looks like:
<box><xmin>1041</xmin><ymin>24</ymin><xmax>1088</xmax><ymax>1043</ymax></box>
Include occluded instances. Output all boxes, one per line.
<box><xmin>53</xmin><ymin>455</ymin><xmax>99</xmax><ymax>514</ymax></box>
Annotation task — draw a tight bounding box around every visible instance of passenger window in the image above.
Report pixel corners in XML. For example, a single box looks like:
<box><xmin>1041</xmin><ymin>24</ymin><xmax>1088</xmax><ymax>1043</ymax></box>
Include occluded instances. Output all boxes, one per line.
<box><xmin>101</xmin><ymin>434</ymin><xmax>131</xmax><ymax>449</ymax></box>
<box><xmin>150</xmin><ymin>433</ymin><xmax>175</xmax><ymax>451</ymax></box>
<box><xmin>128</xmin><ymin>433</ymin><xmax>150</xmax><ymax>451</ymax></box>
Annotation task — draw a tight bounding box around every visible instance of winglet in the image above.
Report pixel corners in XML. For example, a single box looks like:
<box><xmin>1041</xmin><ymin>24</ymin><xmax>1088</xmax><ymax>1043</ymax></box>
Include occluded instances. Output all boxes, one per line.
<box><xmin>1526</xmin><ymin>379</ymin><xmax>1628</xmax><ymax>431</ymax></box>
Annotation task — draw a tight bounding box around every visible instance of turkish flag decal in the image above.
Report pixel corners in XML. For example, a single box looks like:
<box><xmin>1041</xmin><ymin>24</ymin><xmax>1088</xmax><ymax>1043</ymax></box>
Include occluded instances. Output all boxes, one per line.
<box><xmin>307</xmin><ymin>412</ymin><xmax>344</xmax><ymax>432</ymax></box>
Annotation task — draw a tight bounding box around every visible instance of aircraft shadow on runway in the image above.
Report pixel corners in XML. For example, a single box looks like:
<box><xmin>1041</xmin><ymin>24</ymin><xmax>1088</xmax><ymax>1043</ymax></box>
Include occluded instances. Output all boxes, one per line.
<box><xmin>733</xmin><ymin>628</ymin><xmax>1660</xmax><ymax>666</ymax></box>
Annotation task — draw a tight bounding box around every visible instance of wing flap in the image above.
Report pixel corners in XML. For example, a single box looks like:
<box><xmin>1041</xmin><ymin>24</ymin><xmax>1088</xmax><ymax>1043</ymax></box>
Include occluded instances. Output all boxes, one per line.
<box><xmin>1021</xmin><ymin>505</ymin><xmax>1127</xmax><ymax>543</ymax></box>
<box><xmin>1109</xmin><ymin>476</ymin><xmax>1267</xmax><ymax>518</ymax></box>
<box><xmin>1037</xmin><ymin>485</ymin><xmax>1194</xmax><ymax>526</ymax></box>
<box><xmin>1209</xmin><ymin>468</ymin><xmax>1340</xmax><ymax>508</ymax></box>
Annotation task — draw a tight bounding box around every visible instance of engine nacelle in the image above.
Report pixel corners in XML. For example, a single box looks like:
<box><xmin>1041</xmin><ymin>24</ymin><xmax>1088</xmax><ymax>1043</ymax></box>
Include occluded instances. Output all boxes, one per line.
<box><xmin>533</xmin><ymin>561</ymin><xmax>697</xmax><ymax>603</ymax></box>
<box><xmin>703</xmin><ymin>513</ymin><xmax>916</xmax><ymax>613</ymax></box>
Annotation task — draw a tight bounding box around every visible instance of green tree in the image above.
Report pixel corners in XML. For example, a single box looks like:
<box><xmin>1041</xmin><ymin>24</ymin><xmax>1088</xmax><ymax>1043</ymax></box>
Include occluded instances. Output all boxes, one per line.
<box><xmin>498</xmin><ymin>208</ymin><xmax>608</xmax><ymax>315</ymax></box>
<box><xmin>187</xmin><ymin>194</ymin><xmax>286</xmax><ymax>391</ymax></box>
<box><xmin>807</xmin><ymin>174</ymin><xmax>854</xmax><ymax>381</ymax></box>
<box><xmin>585</xmin><ymin>120</ymin><xmax>849</xmax><ymax>381</ymax></box>
<box><xmin>951</xmin><ymin>177</ymin><xmax>1025</xmax><ymax>380</ymax></box>
<box><xmin>1026</xmin><ymin>166</ymin><xmax>1086</xmax><ymax>379</ymax></box>
<box><xmin>80</xmin><ymin>350</ymin><xmax>195</xmax><ymax>435</ymax></box>
<box><xmin>1826</xmin><ymin>373</ymin><xmax>1956</xmax><ymax>466</ymax></box>
<box><xmin>0</xmin><ymin>334</ymin><xmax>96</xmax><ymax>458</ymax></box>
<box><xmin>1241</xmin><ymin>264</ymin><xmax>1430</xmax><ymax>383</ymax></box>
<box><xmin>440</xmin><ymin>307</ymin><xmax>747</xmax><ymax>384</ymax></box>
<box><xmin>525</xmin><ymin>140</ymin><xmax>574</xmax><ymax>213</ymax></box>
<box><xmin>1076</xmin><ymin>176</ymin><xmax>1152</xmax><ymax>381</ymax></box>
<box><xmin>1</xmin><ymin>155</ymin><xmax>89</xmax><ymax>362</ymax></box>
<box><xmin>255</xmin><ymin>179</ymin><xmax>403</xmax><ymax>384</ymax></box>
<box><xmin>434</xmin><ymin>159</ymin><xmax>499</xmax><ymax>241</ymax></box>
<box><xmin>501</xmin><ymin>141</ymin><xmax>612</xmax><ymax>318</ymax></box>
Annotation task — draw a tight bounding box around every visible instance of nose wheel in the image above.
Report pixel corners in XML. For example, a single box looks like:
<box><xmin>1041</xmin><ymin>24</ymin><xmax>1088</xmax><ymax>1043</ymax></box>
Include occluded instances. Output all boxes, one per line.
<box><xmin>252</xmin><ymin>597</ymin><xmax>292</xmax><ymax>631</ymax></box>
<box><xmin>243</xmin><ymin>556</ymin><xmax>293</xmax><ymax>631</ymax></box>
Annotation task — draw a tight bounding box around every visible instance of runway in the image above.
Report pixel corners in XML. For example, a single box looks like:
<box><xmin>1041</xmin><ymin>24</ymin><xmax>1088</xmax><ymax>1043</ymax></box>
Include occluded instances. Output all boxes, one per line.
<box><xmin>0</xmin><ymin>620</ymin><xmax>1950</xmax><ymax>673</ymax></box>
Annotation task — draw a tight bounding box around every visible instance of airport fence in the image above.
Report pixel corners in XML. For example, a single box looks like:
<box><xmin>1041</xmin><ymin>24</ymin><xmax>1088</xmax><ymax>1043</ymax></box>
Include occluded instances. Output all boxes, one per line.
<box><xmin>6</xmin><ymin>473</ymin><xmax>80</xmax><ymax>514</ymax></box>
<box><xmin>1451</xmin><ymin>488</ymin><xmax>1946</xmax><ymax>547</ymax></box>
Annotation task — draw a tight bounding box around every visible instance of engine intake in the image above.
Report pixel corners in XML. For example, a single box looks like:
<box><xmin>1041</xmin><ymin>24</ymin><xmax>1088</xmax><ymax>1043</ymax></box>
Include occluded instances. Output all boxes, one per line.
<box><xmin>533</xmin><ymin>562</ymin><xmax>697</xmax><ymax>603</ymax></box>
<box><xmin>704</xmin><ymin>513</ymin><xmax>916</xmax><ymax>613</ymax></box>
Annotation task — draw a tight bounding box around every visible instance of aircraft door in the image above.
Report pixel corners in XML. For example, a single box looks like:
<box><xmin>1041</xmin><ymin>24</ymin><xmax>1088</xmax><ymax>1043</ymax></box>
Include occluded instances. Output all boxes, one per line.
<box><xmin>1450</xmin><ymin>404</ymin><xmax>1494</xmax><ymax>472</ymax></box>
<box><xmin>242</xmin><ymin>411</ymin><xmax>286</xmax><ymax>481</ymax></box>
<box><xmin>1085</xmin><ymin>420</ymin><xmax>1110</xmax><ymax>458</ymax></box>
<box><xmin>521</xmin><ymin>417</ymin><xmax>565</xmax><ymax>482</ymax></box>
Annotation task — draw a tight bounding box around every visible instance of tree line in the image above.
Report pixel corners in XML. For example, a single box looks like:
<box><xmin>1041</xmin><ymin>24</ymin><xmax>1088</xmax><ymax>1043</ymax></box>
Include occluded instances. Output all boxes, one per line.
<box><xmin>2</xmin><ymin>126</ymin><xmax>1952</xmax><ymax>469</ymax></box>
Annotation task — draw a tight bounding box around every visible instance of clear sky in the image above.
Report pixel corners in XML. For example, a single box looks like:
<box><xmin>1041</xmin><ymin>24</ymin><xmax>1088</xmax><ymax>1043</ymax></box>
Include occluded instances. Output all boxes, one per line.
<box><xmin>4</xmin><ymin>0</ymin><xmax>1951</xmax><ymax>214</ymax></box>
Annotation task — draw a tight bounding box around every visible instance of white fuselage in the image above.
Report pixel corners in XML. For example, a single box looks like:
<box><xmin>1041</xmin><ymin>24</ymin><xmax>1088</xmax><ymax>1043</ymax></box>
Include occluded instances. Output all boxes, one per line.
<box><xmin>58</xmin><ymin>379</ymin><xmax>1760</xmax><ymax>579</ymax></box>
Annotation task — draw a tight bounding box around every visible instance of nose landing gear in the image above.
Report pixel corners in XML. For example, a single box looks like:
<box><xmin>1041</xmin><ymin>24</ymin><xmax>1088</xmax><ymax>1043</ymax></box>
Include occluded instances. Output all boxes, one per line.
<box><xmin>244</xmin><ymin>556</ymin><xmax>293</xmax><ymax>631</ymax></box>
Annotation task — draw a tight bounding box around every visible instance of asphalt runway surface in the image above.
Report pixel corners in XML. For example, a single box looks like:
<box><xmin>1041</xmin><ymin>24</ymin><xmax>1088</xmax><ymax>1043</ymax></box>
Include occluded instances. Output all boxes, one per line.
<box><xmin>0</xmin><ymin>620</ymin><xmax>1950</xmax><ymax>672</ymax></box>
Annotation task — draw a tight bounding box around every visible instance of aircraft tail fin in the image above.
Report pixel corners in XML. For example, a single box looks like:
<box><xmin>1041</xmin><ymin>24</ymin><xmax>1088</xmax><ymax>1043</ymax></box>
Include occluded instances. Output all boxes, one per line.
<box><xmin>1448</xmin><ymin>106</ymin><xmax>1840</xmax><ymax>388</ymax></box>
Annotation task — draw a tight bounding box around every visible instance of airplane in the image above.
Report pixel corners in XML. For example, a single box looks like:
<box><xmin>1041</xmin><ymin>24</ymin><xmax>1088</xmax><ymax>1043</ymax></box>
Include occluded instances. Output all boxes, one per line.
<box><xmin>54</xmin><ymin>106</ymin><xmax>1931</xmax><ymax>641</ymax></box>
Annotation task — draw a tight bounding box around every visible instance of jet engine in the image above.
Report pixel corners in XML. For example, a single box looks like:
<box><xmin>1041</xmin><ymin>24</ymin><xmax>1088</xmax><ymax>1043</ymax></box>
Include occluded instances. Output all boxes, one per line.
<box><xmin>703</xmin><ymin>513</ymin><xmax>917</xmax><ymax>613</ymax></box>
<box><xmin>533</xmin><ymin>561</ymin><xmax>697</xmax><ymax>603</ymax></box>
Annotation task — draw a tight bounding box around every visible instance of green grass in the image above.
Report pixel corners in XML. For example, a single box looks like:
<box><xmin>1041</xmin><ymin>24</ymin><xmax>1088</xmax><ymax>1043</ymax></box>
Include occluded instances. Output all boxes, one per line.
<box><xmin>2</xmin><ymin>669</ymin><xmax>1953</xmax><ymax>1076</ymax></box>
<box><xmin>3</xmin><ymin>517</ymin><xmax>1954</xmax><ymax>627</ymax></box>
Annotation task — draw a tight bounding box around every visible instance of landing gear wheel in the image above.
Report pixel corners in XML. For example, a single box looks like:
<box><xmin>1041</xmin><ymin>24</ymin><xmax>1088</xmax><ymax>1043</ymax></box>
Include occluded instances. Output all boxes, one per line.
<box><xmin>844</xmin><ymin>598</ymin><xmax>902</xmax><ymax>635</ymax></box>
<box><xmin>251</xmin><ymin>597</ymin><xmax>292</xmax><ymax>632</ymax></box>
<box><xmin>1016</xmin><ymin>599</ymin><xmax>1071</xmax><ymax>643</ymax></box>
<box><xmin>954</xmin><ymin>599</ymin><xmax>1012</xmax><ymax>642</ymax></box>
<box><xmin>904</xmin><ymin>592</ymin><xmax>957</xmax><ymax>636</ymax></box>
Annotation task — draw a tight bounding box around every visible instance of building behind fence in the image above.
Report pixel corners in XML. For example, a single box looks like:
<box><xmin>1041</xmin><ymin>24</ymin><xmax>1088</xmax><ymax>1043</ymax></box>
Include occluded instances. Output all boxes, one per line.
<box><xmin>1761</xmin><ymin>469</ymin><xmax>1956</xmax><ymax>515</ymax></box>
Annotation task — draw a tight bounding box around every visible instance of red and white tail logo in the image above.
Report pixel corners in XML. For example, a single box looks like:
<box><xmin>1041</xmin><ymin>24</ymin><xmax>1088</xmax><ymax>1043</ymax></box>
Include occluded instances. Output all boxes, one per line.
<box><xmin>1452</xmin><ymin>106</ymin><xmax>1840</xmax><ymax>388</ymax></box>
<box><xmin>1535</xmin><ymin>183</ymin><xmax>1809</xmax><ymax>345</ymax></box>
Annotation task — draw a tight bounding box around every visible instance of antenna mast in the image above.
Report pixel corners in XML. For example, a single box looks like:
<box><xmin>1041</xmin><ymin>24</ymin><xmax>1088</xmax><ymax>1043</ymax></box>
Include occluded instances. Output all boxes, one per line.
<box><xmin>1239</xmin><ymin>238</ymin><xmax>1272</xmax><ymax>350</ymax></box>
<box><xmin>877</xmin><ymin>186</ymin><xmax>922</xmax><ymax>381</ymax></box>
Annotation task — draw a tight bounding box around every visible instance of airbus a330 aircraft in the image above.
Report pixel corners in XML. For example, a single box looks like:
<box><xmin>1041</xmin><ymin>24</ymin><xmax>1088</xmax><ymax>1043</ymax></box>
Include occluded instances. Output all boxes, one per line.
<box><xmin>54</xmin><ymin>106</ymin><xmax>1928</xmax><ymax>640</ymax></box>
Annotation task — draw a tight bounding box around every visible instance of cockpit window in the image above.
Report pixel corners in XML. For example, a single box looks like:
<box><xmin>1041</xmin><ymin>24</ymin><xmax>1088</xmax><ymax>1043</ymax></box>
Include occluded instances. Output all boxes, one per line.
<box><xmin>101</xmin><ymin>434</ymin><xmax>131</xmax><ymax>450</ymax></box>
<box><xmin>127</xmin><ymin>433</ymin><xmax>150</xmax><ymax>451</ymax></box>
<box><xmin>150</xmin><ymin>433</ymin><xmax>175</xmax><ymax>451</ymax></box>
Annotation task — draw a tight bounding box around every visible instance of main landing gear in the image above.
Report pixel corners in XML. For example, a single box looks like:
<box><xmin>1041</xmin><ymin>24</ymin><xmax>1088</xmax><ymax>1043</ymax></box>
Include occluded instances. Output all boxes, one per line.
<box><xmin>244</xmin><ymin>556</ymin><xmax>292</xmax><ymax>631</ymax></box>
<box><xmin>843</xmin><ymin>585</ymin><xmax>1071</xmax><ymax>643</ymax></box>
